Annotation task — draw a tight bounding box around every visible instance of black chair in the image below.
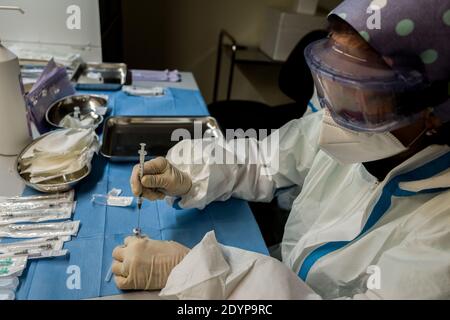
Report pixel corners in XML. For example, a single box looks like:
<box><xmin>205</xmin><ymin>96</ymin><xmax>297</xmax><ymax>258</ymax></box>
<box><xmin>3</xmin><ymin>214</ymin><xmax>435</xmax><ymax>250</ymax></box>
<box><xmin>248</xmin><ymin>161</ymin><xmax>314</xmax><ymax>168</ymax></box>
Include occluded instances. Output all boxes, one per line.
<box><xmin>208</xmin><ymin>30</ymin><xmax>328</xmax><ymax>134</ymax></box>
<box><xmin>209</xmin><ymin>30</ymin><xmax>328</xmax><ymax>248</ymax></box>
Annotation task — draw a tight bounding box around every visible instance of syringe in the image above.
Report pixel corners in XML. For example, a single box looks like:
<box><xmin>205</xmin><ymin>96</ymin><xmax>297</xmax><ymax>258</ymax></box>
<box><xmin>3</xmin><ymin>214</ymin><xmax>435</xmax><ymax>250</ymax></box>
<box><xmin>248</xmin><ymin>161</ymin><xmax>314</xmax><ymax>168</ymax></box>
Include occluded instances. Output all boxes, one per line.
<box><xmin>133</xmin><ymin>143</ymin><xmax>147</xmax><ymax>237</ymax></box>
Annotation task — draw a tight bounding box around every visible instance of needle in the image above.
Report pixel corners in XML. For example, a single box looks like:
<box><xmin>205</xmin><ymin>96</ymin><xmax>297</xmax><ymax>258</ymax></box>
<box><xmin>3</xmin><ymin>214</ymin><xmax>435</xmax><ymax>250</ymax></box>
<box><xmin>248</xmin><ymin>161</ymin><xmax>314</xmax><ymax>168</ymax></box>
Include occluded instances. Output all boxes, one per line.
<box><xmin>105</xmin><ymin>263</ymin><xmax>113</xmax><ymax>283</ymax></box>
<box><xmin>133</xmin><ymin>143</ymin><xmax>147</xmax><ymax>237</ymax></box>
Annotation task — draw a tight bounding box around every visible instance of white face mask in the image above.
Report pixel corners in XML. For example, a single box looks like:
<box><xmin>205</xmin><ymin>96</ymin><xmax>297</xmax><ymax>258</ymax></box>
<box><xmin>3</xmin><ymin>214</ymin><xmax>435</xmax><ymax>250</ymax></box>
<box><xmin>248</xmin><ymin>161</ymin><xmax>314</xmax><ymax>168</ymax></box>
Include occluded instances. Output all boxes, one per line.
<box><xmin>319</xmin><ymin>110</ymin><xmax>409</xmax><ymax>164</ymax></box>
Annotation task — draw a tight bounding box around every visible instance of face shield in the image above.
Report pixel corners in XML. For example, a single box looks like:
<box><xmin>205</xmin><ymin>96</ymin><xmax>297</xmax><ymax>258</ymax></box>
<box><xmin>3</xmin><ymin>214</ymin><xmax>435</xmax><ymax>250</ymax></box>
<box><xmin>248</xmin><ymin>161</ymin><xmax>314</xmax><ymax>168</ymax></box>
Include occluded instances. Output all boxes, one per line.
<box><xmin>305</xmin><ymin>37</ymin><xmax>430</xmax><ymax>132</ymax></box>
<box><xmin>323</xmin><ymin>0</ymin><xmax>450</xmax><ymax>128</ymax></box>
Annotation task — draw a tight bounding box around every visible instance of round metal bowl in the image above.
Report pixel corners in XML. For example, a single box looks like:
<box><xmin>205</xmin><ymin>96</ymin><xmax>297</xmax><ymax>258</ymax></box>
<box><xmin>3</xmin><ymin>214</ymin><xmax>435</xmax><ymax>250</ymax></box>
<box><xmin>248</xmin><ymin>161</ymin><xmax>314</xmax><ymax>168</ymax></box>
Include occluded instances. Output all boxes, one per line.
<box><xmin>46</xmin><ymin>94</ymin><xmax>106</xmax><ymax>130</ymax></box>
<box><xmin>16</xmin><ymin>131</ymin><xmax>93</xmax><ymax>193</ymax></box>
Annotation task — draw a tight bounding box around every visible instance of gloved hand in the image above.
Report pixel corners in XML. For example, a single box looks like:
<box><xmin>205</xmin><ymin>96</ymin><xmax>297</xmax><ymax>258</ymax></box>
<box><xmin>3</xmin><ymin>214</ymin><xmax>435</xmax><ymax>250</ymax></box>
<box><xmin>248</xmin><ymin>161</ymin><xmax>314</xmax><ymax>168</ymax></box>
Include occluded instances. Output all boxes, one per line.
<box><xmin>112</xmin><ymin>236</ymin><xmax>190</xmax><ymax>290</ymax></box>
<box><xmin>130</xmin><ymin>157</ymin><xmax>192</xmax><ymax>201</ymax></box>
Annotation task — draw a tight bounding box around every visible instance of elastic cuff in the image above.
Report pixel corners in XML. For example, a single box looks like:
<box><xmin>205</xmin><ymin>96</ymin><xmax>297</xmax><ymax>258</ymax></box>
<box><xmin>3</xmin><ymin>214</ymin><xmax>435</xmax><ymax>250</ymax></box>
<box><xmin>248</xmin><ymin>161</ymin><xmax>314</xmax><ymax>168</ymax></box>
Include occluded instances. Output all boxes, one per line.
<box><xmin>172</xmin><ymin>197</ymin><xmax>183</xmax><ymax>210</ymax></box>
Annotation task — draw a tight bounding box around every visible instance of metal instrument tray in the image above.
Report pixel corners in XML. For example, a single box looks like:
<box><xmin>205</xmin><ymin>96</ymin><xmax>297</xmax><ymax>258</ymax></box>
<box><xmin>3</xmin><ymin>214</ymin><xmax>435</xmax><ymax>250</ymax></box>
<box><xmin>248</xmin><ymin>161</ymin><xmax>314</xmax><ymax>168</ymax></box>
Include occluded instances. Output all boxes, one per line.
<box><xmin>71</xmin><ymin>62</ymin><xmax>130</xmax><ymax>91</ymax></box>
<box><xmin>100</xmin><ymin>116</ymin><xmax>221</xmax><ymax>162</ymax></box>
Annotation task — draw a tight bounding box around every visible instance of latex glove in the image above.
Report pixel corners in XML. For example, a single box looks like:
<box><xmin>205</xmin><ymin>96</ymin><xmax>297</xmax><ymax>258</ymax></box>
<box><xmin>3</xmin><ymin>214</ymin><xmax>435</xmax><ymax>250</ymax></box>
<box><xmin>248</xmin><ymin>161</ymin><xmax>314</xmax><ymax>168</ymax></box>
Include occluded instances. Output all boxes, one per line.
<box><xmin>130</xmin><ymin>157</ymin><xmax>192</xmax><ymax>201</ymax></box>
<box><xmin>112</xmin><ymin>236</ymin><xmax>190</xmax><ymax>290</ymax></box>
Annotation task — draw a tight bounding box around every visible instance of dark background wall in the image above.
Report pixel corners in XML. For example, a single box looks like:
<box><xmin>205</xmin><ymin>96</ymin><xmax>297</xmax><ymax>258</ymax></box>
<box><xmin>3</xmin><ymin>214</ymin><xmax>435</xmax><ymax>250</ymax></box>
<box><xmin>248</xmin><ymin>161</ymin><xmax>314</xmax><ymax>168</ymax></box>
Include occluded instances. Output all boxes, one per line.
<box><xmin>99</xmin><ymin>0</ymin><xmax>341</xmax><ymax>104</ymax></box>
<box><xmin>99</xmin><ymin>0</ymin><xmax>124</xmax><ymax>63</ymax></box>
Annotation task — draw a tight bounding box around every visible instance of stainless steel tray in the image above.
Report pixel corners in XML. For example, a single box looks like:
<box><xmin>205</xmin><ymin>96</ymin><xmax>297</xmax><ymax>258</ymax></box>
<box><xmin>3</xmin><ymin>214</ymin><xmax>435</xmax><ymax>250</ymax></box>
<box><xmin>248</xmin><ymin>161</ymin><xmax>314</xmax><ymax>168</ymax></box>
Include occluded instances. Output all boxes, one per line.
<box><xmin>71</xmin><ymin>62</ymin><xmax>130</xmax><ymax>91</ymax></box>
<box><xmin>101</xmin><ymin>116</ymin><xmax>222</xmax><ymax>162</ymax></box>
<box><xmin>46</xmin><ymin>94</ymin><xmax>107</xmax><ymax>130</ymax></box>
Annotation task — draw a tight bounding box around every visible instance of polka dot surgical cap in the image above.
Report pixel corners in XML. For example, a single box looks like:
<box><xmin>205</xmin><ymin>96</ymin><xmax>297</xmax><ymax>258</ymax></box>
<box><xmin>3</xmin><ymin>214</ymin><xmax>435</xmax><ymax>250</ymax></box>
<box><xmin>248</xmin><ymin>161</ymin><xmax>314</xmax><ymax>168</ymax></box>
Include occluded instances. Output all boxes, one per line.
<box><xmin>329</xmin><ymin>0</ymin><xmax>450</xmax><ymax>122</ymax></box>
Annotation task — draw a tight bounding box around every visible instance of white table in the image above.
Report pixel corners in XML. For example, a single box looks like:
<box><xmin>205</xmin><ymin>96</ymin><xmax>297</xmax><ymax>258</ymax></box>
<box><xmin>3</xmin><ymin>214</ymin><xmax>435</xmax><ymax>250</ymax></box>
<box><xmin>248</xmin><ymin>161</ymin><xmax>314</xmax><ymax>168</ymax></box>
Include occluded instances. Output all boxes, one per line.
<box><xmin>0</xmin><ymin>72</ymin><xmax>199</xmax><ymax>300</ymax></box>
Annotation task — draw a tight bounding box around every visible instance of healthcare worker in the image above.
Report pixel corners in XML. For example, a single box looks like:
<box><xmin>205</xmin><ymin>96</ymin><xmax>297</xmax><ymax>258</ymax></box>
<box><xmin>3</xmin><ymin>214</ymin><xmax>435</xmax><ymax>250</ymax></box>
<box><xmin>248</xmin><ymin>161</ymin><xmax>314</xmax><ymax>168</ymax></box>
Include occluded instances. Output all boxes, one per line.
<box><xmin>112</xmin><ymin>0</ymin><xmax>450</xmax><ymax>299</ymax></box>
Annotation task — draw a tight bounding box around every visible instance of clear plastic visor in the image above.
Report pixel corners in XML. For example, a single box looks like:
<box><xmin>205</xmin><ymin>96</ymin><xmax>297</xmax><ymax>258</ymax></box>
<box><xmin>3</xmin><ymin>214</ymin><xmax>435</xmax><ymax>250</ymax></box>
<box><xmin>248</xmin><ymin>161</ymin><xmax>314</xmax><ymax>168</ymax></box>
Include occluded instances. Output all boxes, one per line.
<box><xmin>305</xmin><ymin>39</ymin><xmax>425</xmax><ymax>132</ymax></box>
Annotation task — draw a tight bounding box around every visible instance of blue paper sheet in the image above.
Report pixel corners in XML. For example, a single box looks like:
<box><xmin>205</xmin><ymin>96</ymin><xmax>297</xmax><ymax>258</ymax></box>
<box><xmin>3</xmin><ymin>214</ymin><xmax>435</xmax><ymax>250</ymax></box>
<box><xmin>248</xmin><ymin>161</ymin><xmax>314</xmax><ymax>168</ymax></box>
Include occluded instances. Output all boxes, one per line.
<box><xmin>13</xmin><ymin>88</ymin><xmax>268</xmax><ymax>300</ymax></box>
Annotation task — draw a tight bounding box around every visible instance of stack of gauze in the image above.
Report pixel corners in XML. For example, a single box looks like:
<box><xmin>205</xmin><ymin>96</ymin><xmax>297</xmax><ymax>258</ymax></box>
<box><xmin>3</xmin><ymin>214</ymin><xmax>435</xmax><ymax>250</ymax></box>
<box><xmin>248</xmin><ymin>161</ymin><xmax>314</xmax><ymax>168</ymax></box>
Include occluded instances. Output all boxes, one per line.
<box><xmin>59</xmin><ymin>113</ymin><xmax>96</xmax><ymax>129</ymax></box>
<box><xmin>18</xmin><ymin>128</ymin><xmax>98</xmax><ymax>184</ymax></box>
<box><xmin>0</xmin><ymin>191</ymin><xmax>81</xmax><ymax>300</ymax></box>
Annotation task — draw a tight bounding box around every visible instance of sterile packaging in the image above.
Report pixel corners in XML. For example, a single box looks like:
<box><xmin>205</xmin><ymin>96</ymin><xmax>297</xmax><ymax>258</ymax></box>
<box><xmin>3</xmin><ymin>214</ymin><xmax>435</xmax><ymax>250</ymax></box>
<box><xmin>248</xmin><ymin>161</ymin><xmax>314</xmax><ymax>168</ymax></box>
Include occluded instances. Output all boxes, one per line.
<box><xmin>86</xmin><ymin>72</ymin><xmax>103</xmax><ymax>82</ymax></box>
<box><xmin>131</xmin><ymin>69</ymin><xmax>181</xmax><ymax>83</ymax></box>
<box><xmin>0</xmin><ymin>277</ymin><xmax>19</xmax><ymax>291</ymax></box>
<box><xmin>91</xmin><ymin>188</ymin><xmax>134</xmax><ymax>207</ymax></box>
<box><xmin>2</xmin><ymin>249</ymin><xmax>68</xmax><ymax>260</ymax></box>
<box><xmin>18</xmin><ymin>128</ymin><xmax>99</xmax><ymax>184</ymax></box>
<box><xmin>25</xmin><ymin>59</ymin><xmax>76</xmax><ymax>134</ymax></box>
<box><xmin>0</xmin><ymin>236</ymin><xmax>67</xmax><ymax>251</ymax></box>
<box><xmin>0</xmin><ymin>236</ymin><xmax>69</xmax><ymax>249</ymax></box>
<box><xmin>0</xmin><ymin>277</ymin><xmax>19</xmax><ymax>300</ymax></box>
<box><xmin>0</xmin><ymin>237</ymin><xmax>66</xmax><ymax>259</ymax></box>
<box><xmin>21</xmin><ymin>129</ymin><xmax>95</xmax><ymax>159</ymax></box>
<box><xmin>0</xmin><ymin>201</ymin><xmax>76</xmax><ymax>225</ymax></box>
<box><xmin>108</xmin><ymin>189</ymin><xmax>122</xmax><ymax>197</ymax></box>
<box><xmin>0</xmin><ymin>290</ymin><xmax>15</xmax><ymax>301</ymax></box>
<box><xmin>34</xmin><ymin>249</ymin><xmax>68</xmax><ymax>259</ymax></box>
<box><xmin>0</xmin><ymin>221</ymin><xmax>80</xmax><ymax>239</ymax></box>
<box><xmin>123</xmin><ymin>85</ymin><xmax>165</xmax><ymax>97</ymax></box>
<box><xmin>0</xmin><ymin>256</ymin><xmax>27</xmax><ymax>278</ymax></box>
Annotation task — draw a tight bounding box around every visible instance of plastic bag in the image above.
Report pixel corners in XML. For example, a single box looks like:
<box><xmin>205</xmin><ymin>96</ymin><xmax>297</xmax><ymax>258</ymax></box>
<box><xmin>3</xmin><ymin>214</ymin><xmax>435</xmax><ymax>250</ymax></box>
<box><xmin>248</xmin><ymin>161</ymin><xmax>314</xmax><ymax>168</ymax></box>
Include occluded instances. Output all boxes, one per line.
<box><xmin>0</xmin><ymin>256</ymin><xmax>27</xmax><ymax>278</ymax></box>
<box><xmin>25</xmin><ymin>59</ymin><xmax>76</xmax><ymax>135</ymax></box>
<box><xmin>18</xmin><ymin>128</ymin><xmax>99</xmax><ymax>184</ymax></box>
<box><xmin>59</xmin><ymin>113</ymin><xmax>96</xmax><ymax>129</ymax></box>
<box><xmin>0</xmin><ymin>190</ymin><xmax>75</xmax><ymax>204</ymax></box>
<box><xmin>0</xmin><ymin>290</ymin><xmax>15</xmax><ymax>301</ymax></box>
<box><xmin>0</xmin><ymin>221</ymin><xmax>80</xmax><ymax>239</ymax></box>
<box><xmin>91</xmin><ymin>195</ymin><xmax>133</xmax><ymax>207</ymax></box>
<box><xmin>0</xmin><ymin>198</ymin><xmax>76</xmax><ymax>213</ymax></box>
<box><xmin>0</xmin><ymin>202</ymin><xmax>75</xmax><ymax>225</ymax></box>
<box><xmin>0</xmin><ymin>239</ymin><xmax>64</xmax><ymax>257</ymax></box>
<box><xmin>0</xmin><ymin>277</ymin><xmax>19</xmax><ymax>291</ymax></box>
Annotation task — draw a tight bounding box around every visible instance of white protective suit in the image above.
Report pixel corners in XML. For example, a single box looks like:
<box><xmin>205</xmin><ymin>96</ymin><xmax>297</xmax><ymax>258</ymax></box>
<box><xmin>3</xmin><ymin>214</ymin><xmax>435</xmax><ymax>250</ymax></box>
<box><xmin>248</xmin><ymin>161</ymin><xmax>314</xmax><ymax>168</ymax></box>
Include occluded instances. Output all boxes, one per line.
<box><xmin>159</xmin><ymin>110</ymin><xmax>450</xmax><ymax>300</ymax></box>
